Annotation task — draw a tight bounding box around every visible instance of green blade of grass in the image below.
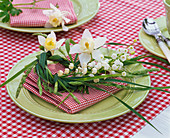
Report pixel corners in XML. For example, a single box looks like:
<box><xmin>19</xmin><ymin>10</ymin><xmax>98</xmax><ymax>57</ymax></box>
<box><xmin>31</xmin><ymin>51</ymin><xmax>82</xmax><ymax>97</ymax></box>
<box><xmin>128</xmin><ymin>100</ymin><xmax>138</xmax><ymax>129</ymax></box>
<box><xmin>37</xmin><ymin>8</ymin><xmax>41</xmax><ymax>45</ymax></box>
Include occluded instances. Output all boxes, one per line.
<box><xmin>0</xmin><ymin>60</ymin><xmax>37</xmax><ymax>87</ymax></box>
<box><xmin>84</xmin><ymin>82</ymin><xmax>161</xmax><ymax>134</ymax></box>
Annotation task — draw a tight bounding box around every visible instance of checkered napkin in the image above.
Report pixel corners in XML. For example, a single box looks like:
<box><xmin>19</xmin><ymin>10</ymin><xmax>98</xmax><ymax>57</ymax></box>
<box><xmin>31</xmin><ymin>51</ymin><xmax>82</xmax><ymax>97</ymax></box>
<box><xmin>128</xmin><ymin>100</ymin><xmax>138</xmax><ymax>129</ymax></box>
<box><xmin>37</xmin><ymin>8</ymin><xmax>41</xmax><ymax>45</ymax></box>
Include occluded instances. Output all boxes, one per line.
<box><xmin>23</xmin><ymin>63</ymin><xmax>126</xmax><ymax>113</ymax></box>
<box><xmin>10</xmin><ymin>0</ymin><xmax>77</xmax><ymax>27</ymax></box>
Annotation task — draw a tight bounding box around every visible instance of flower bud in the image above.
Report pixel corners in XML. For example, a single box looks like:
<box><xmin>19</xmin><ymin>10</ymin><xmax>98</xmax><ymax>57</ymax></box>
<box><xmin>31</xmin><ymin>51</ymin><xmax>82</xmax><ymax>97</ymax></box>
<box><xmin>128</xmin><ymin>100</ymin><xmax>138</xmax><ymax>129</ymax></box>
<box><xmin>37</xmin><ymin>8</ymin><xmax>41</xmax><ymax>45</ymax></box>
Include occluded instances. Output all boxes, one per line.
<box><xmin>92</xmin><ymin>68</ymin><xmax>97</xmax><ymax>74</ymax></box>
<box><xmin>89</xmin><ymin>74</ymin><xmax>94</xmax><ymax>77</ymax></box>
<box><xmin>69</xmin><ymin>63</ymin><xmax>74</xmax><ymax>69</ymax></box>
<box><xmin>95</xmin><ymin>62</ymin><xmax>102</xmax><ymax>70</ymax></box>
<box><xmin>82</xmin><ymin>68</ymin><xmax>87</xmax><ymax>75</ymax></box>
<box><xmin>93</xmin><ymin>79</ymin><xmax>99</xmax><ymax>83</ymax></box>
<box><xmin>58</xmin><ymin>70</ymin><xmax>63</xmax><ymax>76</ymax></box>
<box><xmin>64</xmin><ymin>68</ymin><xmax>69</xmax><ymax>74</ymax></box>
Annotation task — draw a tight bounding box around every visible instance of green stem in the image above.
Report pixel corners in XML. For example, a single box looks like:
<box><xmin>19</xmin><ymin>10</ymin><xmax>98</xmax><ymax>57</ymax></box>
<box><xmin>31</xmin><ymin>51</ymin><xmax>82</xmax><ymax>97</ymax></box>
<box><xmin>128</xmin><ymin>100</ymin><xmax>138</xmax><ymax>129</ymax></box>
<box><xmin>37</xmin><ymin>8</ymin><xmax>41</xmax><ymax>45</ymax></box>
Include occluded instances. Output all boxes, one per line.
<box><xmin>13</xmin><ymin>0</ymin><xmax>44</xmax><ymax>6</ymax></box>
<box><xmin>15</xmin><ymin>7</ymin><xmax>50</xmax><ymax>9</ymax></box>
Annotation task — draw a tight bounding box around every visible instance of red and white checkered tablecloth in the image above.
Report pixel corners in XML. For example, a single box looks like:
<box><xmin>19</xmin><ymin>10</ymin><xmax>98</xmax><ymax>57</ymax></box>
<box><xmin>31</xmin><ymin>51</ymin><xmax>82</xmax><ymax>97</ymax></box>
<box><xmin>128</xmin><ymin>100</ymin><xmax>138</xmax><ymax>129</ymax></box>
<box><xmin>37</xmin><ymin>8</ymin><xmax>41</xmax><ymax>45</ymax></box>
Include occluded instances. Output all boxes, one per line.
<box><xmin>1</xmin><ymin>0</ymin><xmax>170</xmax><ymax>137</ymax></box>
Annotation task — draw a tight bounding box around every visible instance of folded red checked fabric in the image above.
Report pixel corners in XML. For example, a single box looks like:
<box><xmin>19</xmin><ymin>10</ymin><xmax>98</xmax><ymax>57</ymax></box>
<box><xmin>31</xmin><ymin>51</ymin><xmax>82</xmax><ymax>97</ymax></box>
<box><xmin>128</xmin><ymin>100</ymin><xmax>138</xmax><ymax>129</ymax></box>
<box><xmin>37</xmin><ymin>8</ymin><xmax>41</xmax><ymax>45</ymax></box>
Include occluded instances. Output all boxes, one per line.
<box><xmin>10</xmin><ymin>0</ymin><xmax>77</xmax><ymax>27</ymax></box>
<box><xmin>23</xmin><ymin>64</ymin><xmax>126</xmax><ymax>113</ymax></box>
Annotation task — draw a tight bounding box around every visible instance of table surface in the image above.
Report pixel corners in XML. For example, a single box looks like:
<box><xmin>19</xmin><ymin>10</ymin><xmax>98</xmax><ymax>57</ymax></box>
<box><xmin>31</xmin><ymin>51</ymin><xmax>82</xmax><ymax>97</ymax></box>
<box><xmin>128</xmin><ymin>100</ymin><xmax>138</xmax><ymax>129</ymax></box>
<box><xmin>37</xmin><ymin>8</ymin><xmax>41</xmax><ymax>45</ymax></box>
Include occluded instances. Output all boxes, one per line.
<box><xmin>1</xmin><ymin>0</ymin><xmax>170</xmax><ymax>137</ymax></box>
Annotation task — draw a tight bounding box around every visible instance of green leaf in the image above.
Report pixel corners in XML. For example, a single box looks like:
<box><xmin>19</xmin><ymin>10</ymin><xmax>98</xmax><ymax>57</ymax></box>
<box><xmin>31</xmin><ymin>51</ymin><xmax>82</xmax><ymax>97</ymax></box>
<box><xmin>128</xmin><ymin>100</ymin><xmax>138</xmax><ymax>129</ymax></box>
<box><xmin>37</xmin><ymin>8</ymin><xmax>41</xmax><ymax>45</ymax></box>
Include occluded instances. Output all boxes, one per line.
<box><xmin>65</xmin><ymin>39</ymin><xmax>73</xmax><ymax>63</ymax></box>
<box><xmin>124</xmin><ymin>60</ymin><xmax>170</xmax><ymax>72</ymax></box>
<box><xmin>37</xmin><ymin>77</ymin><xmax>43</xmax><ymax>95</ymax></box>
<box><xmin>0</xmin><ymin>60</ymin><xmax>37</xmax><ymax>88</ymax></box>
<box><xmin>69</xmin><ymin>39</ymin><xmax>77</xmax><ymax>45</ymax></box>
<box><xmin>0</xmin><ymin>12</ymin><xmax>6</xmax><ymax>17</ymax></box>
<box><xmin>105</xmin><ymin>42</ymin><xmax>128</xmax><ymax>46</ymax></box>
<box><xmin>84</xmin><ymin>82</ymin><xmax>161</xmax><ymax>134</ymax></box>
<box><xmin>2</xmin><ymin>13</ymin><xmax>10</xmax><ymax>23</ymax></box>
<box><xmin>39</xmin><ymin>52</ymin><xmax>47</xmax><ymax>69</ymax></box>
<box><xmin>33</xmin><ymin>33</ymin><xmax>47</xmax><ymax>38</ymax></box>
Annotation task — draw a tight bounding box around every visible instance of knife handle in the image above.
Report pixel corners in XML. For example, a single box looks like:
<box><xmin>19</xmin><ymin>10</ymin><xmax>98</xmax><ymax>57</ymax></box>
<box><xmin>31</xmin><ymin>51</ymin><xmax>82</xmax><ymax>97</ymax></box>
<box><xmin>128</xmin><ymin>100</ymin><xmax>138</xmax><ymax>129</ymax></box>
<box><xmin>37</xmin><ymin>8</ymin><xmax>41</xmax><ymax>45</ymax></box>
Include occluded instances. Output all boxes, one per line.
<box><xmin>157</xmin><ymin>38</ymin><xmax>170</xmax><ymax>63</ymax></box>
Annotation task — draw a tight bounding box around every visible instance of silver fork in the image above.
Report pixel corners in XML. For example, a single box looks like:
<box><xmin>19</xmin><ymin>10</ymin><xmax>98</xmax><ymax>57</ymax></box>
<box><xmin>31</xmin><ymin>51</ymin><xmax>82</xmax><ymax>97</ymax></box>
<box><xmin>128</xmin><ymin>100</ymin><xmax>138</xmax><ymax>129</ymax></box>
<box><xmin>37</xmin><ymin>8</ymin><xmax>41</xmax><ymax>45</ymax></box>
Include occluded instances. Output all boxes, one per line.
<box><xmin>142</xmin><ymin>18</ymin><xmax>170</xmax><ymax>63</ymax></box>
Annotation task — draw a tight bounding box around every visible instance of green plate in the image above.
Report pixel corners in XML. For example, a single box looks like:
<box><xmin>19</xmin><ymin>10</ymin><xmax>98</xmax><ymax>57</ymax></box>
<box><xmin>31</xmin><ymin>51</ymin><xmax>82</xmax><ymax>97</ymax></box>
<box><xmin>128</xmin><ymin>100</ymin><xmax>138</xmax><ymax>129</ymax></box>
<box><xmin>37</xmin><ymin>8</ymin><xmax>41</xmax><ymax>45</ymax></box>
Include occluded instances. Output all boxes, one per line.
<box><xmin>0</xmin><ymin>0</ymin><xmax>99</xmax><ymax>33</ymax></box>
<box><xmin>139</xmin><ymin>16</ymin><xmax>170</xmax><ymax>59</ymax></box>
<box><xmin>6</xmin><ymin>49</ymin><xmax>150</xmax><ymax>123</ymax></box>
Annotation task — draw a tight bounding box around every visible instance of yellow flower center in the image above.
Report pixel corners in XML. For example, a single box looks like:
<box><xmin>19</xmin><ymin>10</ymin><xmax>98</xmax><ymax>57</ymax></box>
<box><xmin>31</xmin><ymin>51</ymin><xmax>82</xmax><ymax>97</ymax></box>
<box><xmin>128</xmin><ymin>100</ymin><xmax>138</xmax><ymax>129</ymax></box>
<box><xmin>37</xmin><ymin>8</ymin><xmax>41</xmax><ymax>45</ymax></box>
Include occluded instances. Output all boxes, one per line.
<box><xmin>85</xmin><ymin>42</ymin><xmax>89</xmax><ymax>49</ymax></box>
<box><xmin>45</xmin><ymin>38</ymin><xmax>56</xmax><ymax>51</ymax></box>
<box><xmin>49</xmin><ymin>15</ymin><xmax>62</xmax><ymax>27</ymax></box>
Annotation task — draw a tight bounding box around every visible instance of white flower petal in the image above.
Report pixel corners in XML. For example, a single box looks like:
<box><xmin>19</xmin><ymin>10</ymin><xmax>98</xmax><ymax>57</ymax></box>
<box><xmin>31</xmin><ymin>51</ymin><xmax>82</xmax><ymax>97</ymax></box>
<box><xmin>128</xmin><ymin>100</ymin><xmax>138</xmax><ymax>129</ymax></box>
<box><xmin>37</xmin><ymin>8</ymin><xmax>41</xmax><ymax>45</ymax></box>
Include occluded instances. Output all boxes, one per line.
<box><xmin>69</xmin><ymin>44</ymin><xmax>82</xmax><ymax>54</ymax></box>
<box><xmin>38</xmin><ymin>35</ymin><xmax>45</xmax><ymax>46</ymax></box>
<box><xmin>42</xmin><ymin>10</ymin><xmax>53</xmax><ymax>16</ymax></box>
<box><xmin>47</xmin><ymin>31</ymin><xmax>56</xmax><ymax>40</ymax></box>
<box><xmin>92</xmin><ymin>49</ymin><xmax>102</xmax><ymax>61</ymax></box>
<box><xmin>63</xmin><ymin>16</ymin><xmax>70</xmax><ymax>23</ymax></box>
<box><xmin>56</xmin><ymin>38</ymin><xmax>65</xmax><ymax>49</ymax></box>
<box><xmin>79</xmin><ymin>53</ymin><xmax>91</xmax><ymax>67</ymax></box>
<box><xmin>62</xmin><ymin>21</ymin><xmax>69</xmax><ymax>31</ymax></box>
<box><xmin>50</xmin><ymin>3</ymin><xmax>59</xmax><ymax>12</ymax></box>
<box><xmin>94</xmin><ymin>37</ymin><xmax>107</xmax><ymax>49</ymax></box>
<box><xmin>44</xmin><ymin>21</ymin><xmax>53</xmax><ymax>28</ymax></box>
<box><xmin>82</xmin><ymin>29</ymin><xmax>93</xmax><ymax>39</ymax></box>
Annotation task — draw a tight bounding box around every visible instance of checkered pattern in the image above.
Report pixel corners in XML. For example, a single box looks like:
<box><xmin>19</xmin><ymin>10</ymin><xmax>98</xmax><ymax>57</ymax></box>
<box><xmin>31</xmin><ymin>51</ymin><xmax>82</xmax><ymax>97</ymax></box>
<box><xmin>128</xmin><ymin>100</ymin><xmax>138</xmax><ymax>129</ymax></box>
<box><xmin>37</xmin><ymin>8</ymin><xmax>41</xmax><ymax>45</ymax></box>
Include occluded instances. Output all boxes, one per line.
<box><xmin>23</xmin><ymin>64</ymin><xmax>125</xmax><ymax>113</ymax></box>
<box><xmin>1</xmin><ymin>0</ymin><xmax>170</xmax><ymax>137</ymax></box>
<box><xmin>10</xmin><ymin>0</ymin><xmax>77</xmax><ymax>27</ymax></box>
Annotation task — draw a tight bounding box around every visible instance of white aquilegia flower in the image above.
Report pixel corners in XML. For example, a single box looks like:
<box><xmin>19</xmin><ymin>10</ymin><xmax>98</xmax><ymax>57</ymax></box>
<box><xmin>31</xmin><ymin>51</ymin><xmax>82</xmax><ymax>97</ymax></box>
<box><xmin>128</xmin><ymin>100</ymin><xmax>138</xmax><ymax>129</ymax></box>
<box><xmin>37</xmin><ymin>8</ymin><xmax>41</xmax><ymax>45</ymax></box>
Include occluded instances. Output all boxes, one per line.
<box><xmin>38</xmin><ymin>31</ymin><xmax>65</xmax><ymax>55</ymax></box>
<box><xmin>43</xmin><ymin>3</ymin><xmax>71</xmax><ymax>31</ymax></box>
<box><xmin>69</xmin><ymin>29</ymin><xmax>107</xmax><ymax>66</ymax></box>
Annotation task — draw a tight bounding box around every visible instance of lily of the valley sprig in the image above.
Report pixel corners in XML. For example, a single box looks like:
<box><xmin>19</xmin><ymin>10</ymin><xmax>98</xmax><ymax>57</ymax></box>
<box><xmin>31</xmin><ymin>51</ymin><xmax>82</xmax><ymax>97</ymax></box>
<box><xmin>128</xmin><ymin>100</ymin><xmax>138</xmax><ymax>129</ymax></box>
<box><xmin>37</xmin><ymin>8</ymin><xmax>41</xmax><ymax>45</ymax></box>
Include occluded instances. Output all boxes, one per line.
<box><xmin>1</xmin><ymin>30</ymin><xmax>170</xmax><ymax>133</ymax></box>
<box><xmin>43</xmin><ymin>3</ymin><xmax>71</xmax><ymax>31</ymax></box>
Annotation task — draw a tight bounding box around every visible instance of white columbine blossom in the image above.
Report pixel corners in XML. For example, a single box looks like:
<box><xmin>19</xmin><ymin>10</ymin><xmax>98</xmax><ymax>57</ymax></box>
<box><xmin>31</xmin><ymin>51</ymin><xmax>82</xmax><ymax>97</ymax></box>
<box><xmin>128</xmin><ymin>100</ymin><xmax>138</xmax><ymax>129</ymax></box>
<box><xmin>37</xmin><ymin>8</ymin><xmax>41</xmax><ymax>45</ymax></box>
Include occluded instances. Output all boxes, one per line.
<box><xmin>43</xmin><ymin>3</ymin><xmax>71</xmax><ymax>31</ymax></box>
<box><xmin>69</xmin><ymin>29</ymin><xmax>107</xmax><ymax>66</ymax></box>
<box><xmin>38</xmin><ymin>31</ymin><xmax>65</xmax><ymax>55</ymax></box>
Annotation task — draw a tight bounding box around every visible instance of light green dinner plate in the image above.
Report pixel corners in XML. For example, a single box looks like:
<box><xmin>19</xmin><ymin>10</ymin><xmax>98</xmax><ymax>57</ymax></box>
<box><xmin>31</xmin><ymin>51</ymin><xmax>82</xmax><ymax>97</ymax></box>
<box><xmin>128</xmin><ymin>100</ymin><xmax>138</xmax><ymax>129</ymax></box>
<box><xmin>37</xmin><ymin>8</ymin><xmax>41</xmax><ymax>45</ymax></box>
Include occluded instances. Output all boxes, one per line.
<box><xmin>6</xmin><ymin>49</ymin><xmax>150</xmax><ymax>123</ymax></box>
<box><xmin>139</xmin><ymin>16</ymin><xmax>170</xmax><ymax>59</ymax></box>
<box><xmin>0</xmin><ymin>0</ymin><xmax>99</xmax><ymax>33</ymax></box>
